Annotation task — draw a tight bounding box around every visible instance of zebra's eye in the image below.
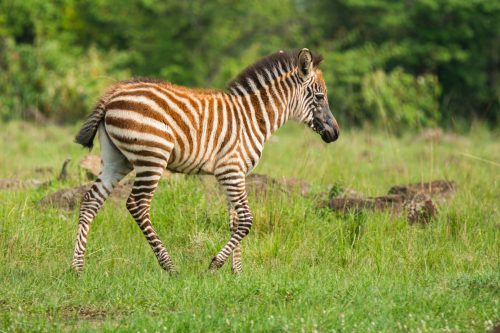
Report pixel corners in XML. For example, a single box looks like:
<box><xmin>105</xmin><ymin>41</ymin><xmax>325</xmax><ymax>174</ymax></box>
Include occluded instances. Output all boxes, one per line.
<box><xmin>315</xmin><ymin>93</ymin><xmax>325</xmax><ymax>101</ymax></box>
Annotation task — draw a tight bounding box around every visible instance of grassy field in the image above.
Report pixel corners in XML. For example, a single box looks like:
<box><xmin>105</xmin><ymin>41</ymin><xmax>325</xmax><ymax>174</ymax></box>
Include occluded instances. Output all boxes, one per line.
<box><xmin>0</xmin><ymin>121</ymin><xmax>498</xmax><ymax>332</ymax></box>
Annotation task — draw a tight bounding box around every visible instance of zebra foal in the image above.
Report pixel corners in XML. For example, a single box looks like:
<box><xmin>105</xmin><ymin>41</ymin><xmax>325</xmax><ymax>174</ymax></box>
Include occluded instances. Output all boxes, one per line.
<box><xmin>72</xmin><ymin>48</ymin><xmax>339</xmax><ymax>274</ymax></box>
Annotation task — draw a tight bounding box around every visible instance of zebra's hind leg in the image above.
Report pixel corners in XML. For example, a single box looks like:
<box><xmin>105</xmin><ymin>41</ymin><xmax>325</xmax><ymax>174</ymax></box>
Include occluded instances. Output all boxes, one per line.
<box><xmin>229</xmin><ymin>207</ymin><xmax>243</xmax><ymax>274</ymax></box>
<box><xmin>72</xmin><ymin>126</ymin><xmax>132</xmax><ymax>272</ymax></box>
<box><xmin>126</xmin><ymin>165</ymin><xmax>177</xmax><ymax>274</ymax></box>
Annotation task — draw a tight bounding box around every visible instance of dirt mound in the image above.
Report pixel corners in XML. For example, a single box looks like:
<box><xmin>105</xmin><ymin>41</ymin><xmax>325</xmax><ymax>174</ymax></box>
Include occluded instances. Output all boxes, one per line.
<box><xmin>80</xmin><ymin>155</ymin><xmax>102</xmax><ymax>178</ymax></box>
<box><xmin>320</xmin><ymin>180</ymin><xmax>456</xmax><ymax>225</ymax></box>
<box><xmin>197</xmin><ymin>173</ymin><xmax>312</xmax><ymax>201</ymax></box>
<box><xmin>388</xmin><ymin>180</ymin><xmax>456</xmax><ymax>199</ymax></box>
<box><xmin>39</xmin><ymin>183</ymin><xmax>132</xmax><ymax>210</ymax></box>
<box><xmin>0</xmin><ymin>179</ymin><xmax>49</xmax><ymax>190</ymax></box>
<box><xmin>246</xmin><ymin>173</ymin><xmax>311</xmax><ymax>197</ymax></box>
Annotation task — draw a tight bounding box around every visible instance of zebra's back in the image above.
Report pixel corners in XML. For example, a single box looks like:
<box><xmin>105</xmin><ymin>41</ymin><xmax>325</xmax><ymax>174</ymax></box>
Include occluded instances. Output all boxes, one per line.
<box><xmin>101</xmin><ymin>80</ymin><xmax>239</xmax><ymax>175</ymax></box>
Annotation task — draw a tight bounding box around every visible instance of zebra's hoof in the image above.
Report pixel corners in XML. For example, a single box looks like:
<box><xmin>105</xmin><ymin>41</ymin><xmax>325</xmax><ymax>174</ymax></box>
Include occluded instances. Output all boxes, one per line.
<box><xmin>70</xmin><ymin>264</ymin><xmax>83</xmax><ymax>275</ymax></box>
<box><xmin>71</xmin><ymin>258</ymin><xmax>84</xmax><ymax>273</ymax></box>
<box><xmin>160</xmin><ymin>263</ymin><xmax>178</xmax><ymax>275</ymax></box>
<box><xmin>231</xmin><ymin>266</ymin><xmax>242</xmax><ymax>275</ymax></box>
<box><xmin>208</xmin><ymin>256</ymin><xmax>224</xmax><ymax>271</ymax></box>
<box><xmin>165</xmin><ymin>268</ymin><xmax>179</xmax><ymax>276</ymax></box>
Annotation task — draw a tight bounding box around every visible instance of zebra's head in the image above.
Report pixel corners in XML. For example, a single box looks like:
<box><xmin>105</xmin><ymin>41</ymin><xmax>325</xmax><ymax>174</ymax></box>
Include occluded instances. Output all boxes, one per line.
<box><xmin>294</xmin><ymin>48</ymin><xmax>339</xmax><ymax>143</ymax></box>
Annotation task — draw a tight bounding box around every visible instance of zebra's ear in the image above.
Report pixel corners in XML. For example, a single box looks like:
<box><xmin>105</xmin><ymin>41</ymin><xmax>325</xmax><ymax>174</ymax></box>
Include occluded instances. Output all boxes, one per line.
<box><xmin>298</xmin><ymin>48</ymin><xmax>313</xmax><ymax>78</ymax></box>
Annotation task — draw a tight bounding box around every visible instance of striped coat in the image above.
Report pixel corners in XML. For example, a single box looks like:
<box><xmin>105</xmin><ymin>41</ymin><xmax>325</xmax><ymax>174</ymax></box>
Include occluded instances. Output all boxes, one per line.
<box><xmin>72</xmin><ymin>48</ymin><xmax>339</xmax><ymax>274</ymax></box>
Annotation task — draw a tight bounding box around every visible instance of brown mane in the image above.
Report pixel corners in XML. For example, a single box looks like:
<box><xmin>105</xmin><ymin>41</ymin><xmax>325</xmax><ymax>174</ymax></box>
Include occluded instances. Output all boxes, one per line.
<box><xmin>227</xmin><ymin>49</ymin><xmax>323</xmax><ymax>95</ymax></box>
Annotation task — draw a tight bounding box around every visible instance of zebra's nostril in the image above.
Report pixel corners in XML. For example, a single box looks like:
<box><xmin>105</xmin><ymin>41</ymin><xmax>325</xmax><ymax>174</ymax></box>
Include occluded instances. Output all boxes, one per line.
<box><xmin>333</xmin><ymin>127</ymin><xmax>340</xmax><ymax>140</ymax></box>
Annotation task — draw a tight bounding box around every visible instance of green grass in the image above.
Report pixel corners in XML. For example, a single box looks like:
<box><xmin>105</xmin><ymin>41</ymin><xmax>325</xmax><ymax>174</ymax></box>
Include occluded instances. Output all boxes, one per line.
<box><xmin>0</xmin><ymin>121</ymin><xmax>499</xmax><ymax>332</ymax></box>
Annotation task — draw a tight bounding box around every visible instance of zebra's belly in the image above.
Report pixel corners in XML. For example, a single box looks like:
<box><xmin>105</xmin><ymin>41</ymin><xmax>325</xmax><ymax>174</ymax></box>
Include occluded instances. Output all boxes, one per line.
<box><xmin>166</xmin><ymin>147</ymin><xmax>216</xmax><ymax>175</ymax></box>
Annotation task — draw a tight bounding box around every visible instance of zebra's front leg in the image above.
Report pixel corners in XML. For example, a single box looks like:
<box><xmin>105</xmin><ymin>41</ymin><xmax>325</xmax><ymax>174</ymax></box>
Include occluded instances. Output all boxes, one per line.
<box><xmin>229</xmin><ymin>207</ymin><xmax>243</xmax><ymax>274</ymax></box>
<box><xmin>210</xmin><ymin>171</ymin><xmax>252</xmax><ymax>271</ymax></box>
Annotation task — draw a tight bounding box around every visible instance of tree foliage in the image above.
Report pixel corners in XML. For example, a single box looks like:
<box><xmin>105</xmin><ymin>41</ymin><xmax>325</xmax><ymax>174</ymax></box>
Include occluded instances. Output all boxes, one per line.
<box><xmin>0</xmin><ymin>0</ymin><xmax>498</xmax><ymax>129</ymax></box>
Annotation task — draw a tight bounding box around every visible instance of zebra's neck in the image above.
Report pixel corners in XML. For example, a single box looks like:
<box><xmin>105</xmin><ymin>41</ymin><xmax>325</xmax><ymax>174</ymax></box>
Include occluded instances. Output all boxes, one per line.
<box><xmin>227</xmin><ymin>70</ymin><xmax>298</xmax><ymax>145</ymax></box>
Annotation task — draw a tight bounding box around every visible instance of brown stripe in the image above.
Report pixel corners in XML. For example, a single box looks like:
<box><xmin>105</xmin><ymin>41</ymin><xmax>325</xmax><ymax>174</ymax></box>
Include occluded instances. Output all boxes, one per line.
<box><xmin>120</xmin><ymin>146</ymin><xmax>168</xmax><ymax>162</ymax></box>
<box><xmin>106</xmin><ymin>99</ymin><xmax>166</xmax><ymax>124</ymax></box>
<box><xmin>157</xmin><ymin>86</ymin><xmax>200</xmax><ymax>125</ymax></box>
<box><xmin>233</xmin><ymin>97</ymin><xmax>260</xmax><ymax>157</ymax></box>
<box><xmin>108</xmin><ymin>132</ymin><xmax>173</xmax><ymax>152</ymax></box>
<box><xmin>193</xmin><ymin>96</ymin><xmax>215</xmax><ymax>168</ymax></box>
<box><xmin>131</xmin><ymin>193</ymin><xmax>153</xmax><ymax>202</ymax></box>
<box><xmin>249</xmin><ymin>93</ymin><xmax>269</xmax><ymax>136</ymax></box>
<box><xmin>106</xmin><ymin>115</ymin><xmax>170</xmax><ymax>142</ymax></box>
<box><xmin>136</xmin><ymin>170</ymin><xmax>163</xmax><ymax>178</ymax></box>
<box><xmin>259</xmin><ymin>89</ymin><xmax>276</xmax><ymax>129</ymax></box>
<box><xmin>110</xmin><ymin>90</ymin><xmax>193</xmax><ymax>149</ymax></box>
<box><xmin>132</xmin><ymin>179</ymin><xmax>158</xmax><ymax>188</ymax></box>
<box><xmin>131</xmin><ymin>159</ymin><xmax>164</xmax><ymax>168</ymax></box>
<box><xmin>151</xmin><ymin>88</ymin><xmax>197</xmax><ymax>141</ymax></box>
<box><xmin>221</xmin><ymin>97</ymin><xmax>241</xmax><ymax>151</ymax></box>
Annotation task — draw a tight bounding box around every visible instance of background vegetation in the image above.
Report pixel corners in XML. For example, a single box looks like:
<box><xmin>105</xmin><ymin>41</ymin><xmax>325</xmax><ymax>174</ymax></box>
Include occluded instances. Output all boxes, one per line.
<box><xmin>0</xmin><ymin>2</ymin><xmax>499</xmax><ymax>331</ymax></box>
<box><xmin>1</xmin><ymin>0</ymin><xmax>499</xmax><ymax>130</ymax></box>
<box><xmin>0</xmin><ymin>122</ymin><xmax>498</xmax><ymax>332</ymax></box>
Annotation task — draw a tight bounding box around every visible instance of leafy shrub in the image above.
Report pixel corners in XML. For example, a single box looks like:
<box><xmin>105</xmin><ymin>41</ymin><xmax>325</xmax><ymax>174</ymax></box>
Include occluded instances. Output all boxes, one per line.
<box><xmin>361</xmin><ymin>68</ymin><xmax>441</xmax><ymax>132</ymax></box>
<box><xmin>320</xmin><ymin>42</ymin><xmax>407</xmax><ymax>126</ymax></box>
<box><xmin>1</xmin><ymin>0</ymin><xmax>498</xmax><ymax>128</ymax></box>
<box><xmin>320</xmin><ymin>42</ymin><xmax>442</xmax><ymax>132</ymax></box>
<box><xmin>0</xmin><ymin>37</ymin><xmax>130</xmax><ymax>122</ymax></box>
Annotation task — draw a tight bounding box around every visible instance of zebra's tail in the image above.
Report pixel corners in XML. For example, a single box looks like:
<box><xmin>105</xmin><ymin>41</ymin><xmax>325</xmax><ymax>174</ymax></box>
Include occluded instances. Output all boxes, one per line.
<box><xmin>74</xmin><ymin>104</ymin><xmax>106</xmax><ymax>149</ymax></box>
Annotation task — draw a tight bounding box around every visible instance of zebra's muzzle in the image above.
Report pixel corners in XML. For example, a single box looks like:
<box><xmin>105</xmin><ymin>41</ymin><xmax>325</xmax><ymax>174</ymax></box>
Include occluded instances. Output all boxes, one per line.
<box><xmin>320</xmin><ymin>126</ymin><xmax>339</xmax><ymax>143</ymax></box>
<box><xmin>312</xmin><ymin>112</ymin><xmax>339</xmax><ymax>143</ymax></box>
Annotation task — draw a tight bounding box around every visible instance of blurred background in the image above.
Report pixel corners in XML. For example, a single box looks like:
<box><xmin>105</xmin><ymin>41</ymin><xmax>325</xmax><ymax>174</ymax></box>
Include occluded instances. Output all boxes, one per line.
<box><xmin>0</xmin><ymin>0</ymin><xmax>498</xmax><ymax>131</ymax></box>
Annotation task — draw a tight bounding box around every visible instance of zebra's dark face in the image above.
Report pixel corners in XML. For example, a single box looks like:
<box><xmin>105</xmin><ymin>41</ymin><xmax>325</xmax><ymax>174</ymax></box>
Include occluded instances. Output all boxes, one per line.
<box><xmin>296</xmin><ymin>49</ymin><xmax>340</xmax><ymax>143</ymax></box>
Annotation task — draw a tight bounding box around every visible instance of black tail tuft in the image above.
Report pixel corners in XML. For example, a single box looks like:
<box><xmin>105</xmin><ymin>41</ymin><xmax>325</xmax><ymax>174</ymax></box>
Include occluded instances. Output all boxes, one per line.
<box><xmin>75</xmin><ymin>106</ymin><xmax>106</xmax><ymax>149</ymax></box>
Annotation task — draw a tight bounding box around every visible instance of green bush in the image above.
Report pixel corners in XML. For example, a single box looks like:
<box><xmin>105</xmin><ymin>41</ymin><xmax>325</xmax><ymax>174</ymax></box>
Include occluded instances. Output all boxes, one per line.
<box><xmin>361</xmin><ymin>68</ymin><xmax>441</xmax><ymax>132</ymax></box>
<box><xmin>0</xmin><ymin>38</ymin><xmax>129</xmax><ymax>122</ymax></box>
<box><xmin>0</xmin><ymin>0</ymin><xmax>498</xmax><ymax>128</ymax></box>
<box><xmin>320</xmin><ymin>42</ymin><xmax>406</xmax><ymax>126</ymax></box>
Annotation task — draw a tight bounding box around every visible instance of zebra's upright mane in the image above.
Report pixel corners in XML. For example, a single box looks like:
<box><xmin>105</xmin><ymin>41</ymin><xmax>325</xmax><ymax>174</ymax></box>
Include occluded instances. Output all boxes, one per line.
<box><xmin>227</xmin><ymin>50</ymin><xmax>323</xmax><ymax>95</ymax></box>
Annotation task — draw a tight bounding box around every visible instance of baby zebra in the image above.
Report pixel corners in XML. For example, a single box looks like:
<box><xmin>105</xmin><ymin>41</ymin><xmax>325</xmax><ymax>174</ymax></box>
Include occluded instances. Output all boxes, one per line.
<box><xmin>72</xmin><ymin>48</ymin><xmax>339</xmax><ymax>274</ymax></box>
